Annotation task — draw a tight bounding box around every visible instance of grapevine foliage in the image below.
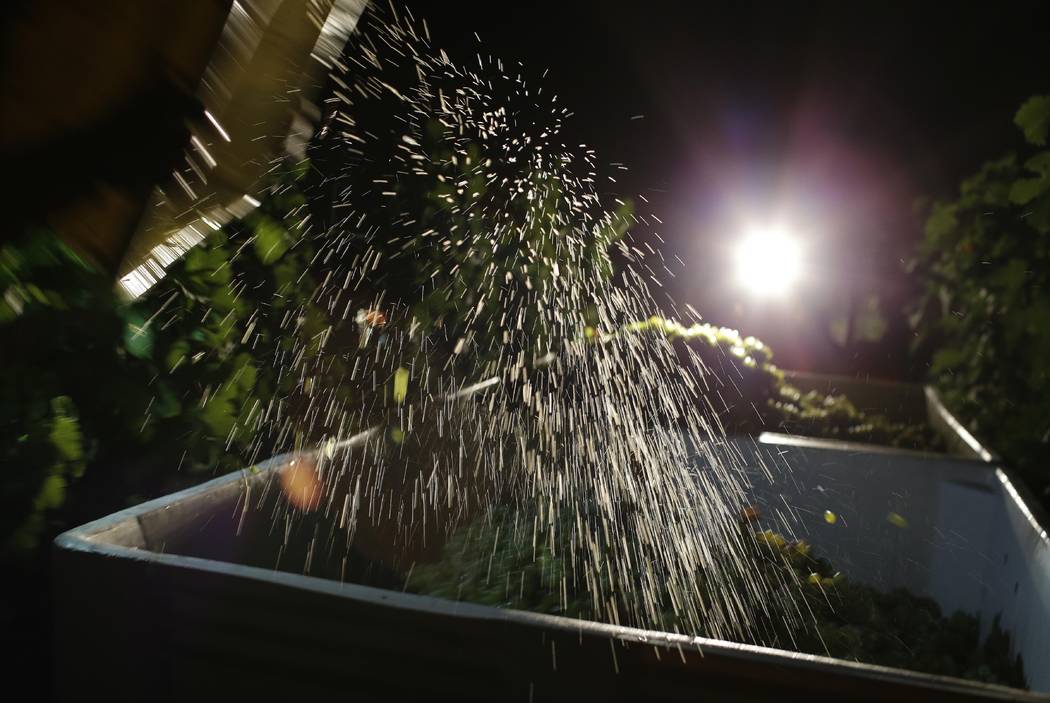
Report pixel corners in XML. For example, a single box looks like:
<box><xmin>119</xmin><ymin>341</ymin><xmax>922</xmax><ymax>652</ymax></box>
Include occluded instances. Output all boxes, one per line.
<box><xmin>910</xmin><ymin>95</ymin><xmax>1050</xmax><ymax>508</ymax></box>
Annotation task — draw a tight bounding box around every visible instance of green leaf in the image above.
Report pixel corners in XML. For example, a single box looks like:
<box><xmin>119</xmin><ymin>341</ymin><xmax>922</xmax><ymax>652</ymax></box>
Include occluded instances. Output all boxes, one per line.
<box><xmin>122</xmin><ymin>310</ymin><xmax>154</xmax><ymax>359</ymax></box>
<box><xmin>854</xmin><ymin>296</ymin><xmax>888</xmax><ymax>343</ymax></box>
<box><xmin>1025</xmin><ymin>192</ymin><xmax>1050</xmax><ymax>234</ymax></box>
<box><xmin>930</xmin><ymin>347</ymin><xmax>967</xmax><ymax>375</ymax></box>
<box><xmin>1011</xmin><ymin>152</ymin><xmax>1050</xmax><ymax>205</ymax></box>
<box><xmin>39</xmin><ymin>475</ymin><xmax>67</xmax><ymax>510</ymax></box>
<box><xmin>229</xmin><ymin>354</ymin><xmax>258</xmax><ymax>392</ymax></box>
<box><xmin>165</xmin><ymin>339</ymin><xmax>191</xmax><ymax>372</ymax></box>
<box><xmin>924</xmin><ymin>203</ymin><xmax>958</xmax><ymax>247</ymax></box>
<box><xmin>273</xmin><ymin>260</ymin><xmax>299</xmax><ymax>290</ymax></box>
<box><xmin>393</xmin><ymin>366</ymin><xmax>410</xmax><ymax>404</ymax></box>
<box><xmin>1015</xmin><ymin>95</ymin><xmax>1050</xmax><ymax>146</ymax></box>
<box><xmin>253</xmin><ymin>216</ymin><xmax>292</xmax><ymax>264</ymax></box>
<box><xmin>989</xmin><ymin>258</ymin><xmax>1028</xmax><ymax>296</ymax></box>
<box><xmin>1010</xmin><ymin>177</ymin><xmax>1046</xmax><ymax>205</ymax></box>
<box><xmin>199</xmin><ymin>389</ymin><xmax>237</xmax><ymax>438</ymax></box>
<box><xmin>152</xmin><ymin>383</ymin><xmax>182</xmax><ymax>419</ymax></box>
<box><xmin>48</xmin><ymin>397</ymin><xmax>83</xmax><ymax>462</ymax></box>
<box><xmin>1024</xmin><ymin>151</ymin><xmax>1050</xmax><ymax>177</ymax></box>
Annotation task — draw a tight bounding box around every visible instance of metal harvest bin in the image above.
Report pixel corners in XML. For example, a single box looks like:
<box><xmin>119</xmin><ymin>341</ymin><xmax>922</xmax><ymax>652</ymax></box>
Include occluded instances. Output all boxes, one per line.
<box><xmin>53</xmin><ymin>425</ymin><xmax>1049</xmax><ymax>701</ymax></box>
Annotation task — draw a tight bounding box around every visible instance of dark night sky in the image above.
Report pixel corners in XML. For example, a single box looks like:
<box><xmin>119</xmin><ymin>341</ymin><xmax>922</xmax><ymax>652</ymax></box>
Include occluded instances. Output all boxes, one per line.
<box><xmin>398</xmin><ymin>1</ymin><xmax>1050</xmax><ymax>375</ymax></box>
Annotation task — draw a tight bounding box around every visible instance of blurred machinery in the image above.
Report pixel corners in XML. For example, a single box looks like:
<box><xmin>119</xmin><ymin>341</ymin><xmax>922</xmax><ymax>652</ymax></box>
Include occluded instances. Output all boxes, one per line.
<box><xmin>0</xmin><ymin>0</ymin><xmax>368</xmax><ymax>294</ymax></box>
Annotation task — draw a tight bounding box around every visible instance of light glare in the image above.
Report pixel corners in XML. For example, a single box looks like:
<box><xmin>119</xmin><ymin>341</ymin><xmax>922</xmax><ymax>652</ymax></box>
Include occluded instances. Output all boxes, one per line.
<box><xmin>735</xmin><ymin>227</ymin><xmax>802</xmax><ymax>297</ymax></box>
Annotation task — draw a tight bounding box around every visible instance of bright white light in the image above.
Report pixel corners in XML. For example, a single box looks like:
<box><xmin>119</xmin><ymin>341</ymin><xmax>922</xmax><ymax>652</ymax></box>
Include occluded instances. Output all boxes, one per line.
<box><xmin>734</xmin><ymin>227</ymin><xmax>802</xmax><ymax>297</ymax></box>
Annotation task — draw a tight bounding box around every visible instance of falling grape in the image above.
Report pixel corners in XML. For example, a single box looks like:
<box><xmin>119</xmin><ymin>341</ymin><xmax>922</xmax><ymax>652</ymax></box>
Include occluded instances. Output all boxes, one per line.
<box><xmin>886</xmin><ymin>512</ymin><xmax>909</xmax><ymax>529</ymax></box>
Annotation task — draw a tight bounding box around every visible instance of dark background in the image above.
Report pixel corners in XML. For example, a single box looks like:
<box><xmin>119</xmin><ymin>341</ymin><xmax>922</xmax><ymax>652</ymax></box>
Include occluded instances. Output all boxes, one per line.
<box><xmin>401</xmin><ymin>0</ymin><xmax>1050</xmax><ymax>377</ymax></box>
<box><xmin>3</xmin><ymin>2</ymin><xmax>1047</xmax><ymax>693</ymax></box>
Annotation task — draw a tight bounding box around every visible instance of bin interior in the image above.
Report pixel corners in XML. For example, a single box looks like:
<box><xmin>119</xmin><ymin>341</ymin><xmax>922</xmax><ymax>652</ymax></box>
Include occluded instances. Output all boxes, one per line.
<box><xmin>75</xmin><ymin>432</ymin><xmax>1050</xmax><ymax>694</ymax></box>
<box><xmin>726</xmin><ymin>434</ymin><xmax>1050</xmax><ymax>692</ymax></box>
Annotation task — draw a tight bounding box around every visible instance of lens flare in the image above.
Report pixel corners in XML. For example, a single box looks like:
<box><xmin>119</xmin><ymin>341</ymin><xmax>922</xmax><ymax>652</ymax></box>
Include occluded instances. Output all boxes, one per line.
<box><xmin>279</xmin><ymin>455</ymin><xmax>322</xmax><ymax>512</ymax></box>
<box><xmin>734</xmin><ymin>227</ymin><xmax>802</xmax><ymax>297</ymax></box>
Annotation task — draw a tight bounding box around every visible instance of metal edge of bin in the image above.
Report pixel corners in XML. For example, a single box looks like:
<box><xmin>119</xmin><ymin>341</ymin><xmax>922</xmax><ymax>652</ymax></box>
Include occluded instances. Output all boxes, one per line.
<box><xmin>756</xmin><ymin>430</ymin><xmax>984</xmax><ymax>463</ymax></box>
<box><xmin>53</xmin><ymin>433</ymin><xmax>1048</xmax><ymax>701</ymax></box>
<box><xmin>780</xmin><ymin>370</ymin><xmax>998</xmax><ymax>463</ymax></box>
<box><xmin>923</xmin><ymin>386</ymin><xmax>999</xmax><ymax>463</ymax></box>
<box><xmin>926</xmin><ymin>385</ymin><xmax>1050</xmax><ymax>547</ymax></box>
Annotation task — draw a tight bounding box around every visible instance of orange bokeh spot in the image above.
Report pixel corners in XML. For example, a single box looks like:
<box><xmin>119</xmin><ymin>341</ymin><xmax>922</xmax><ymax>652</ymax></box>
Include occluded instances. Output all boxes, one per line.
<box><xmin>739</xmin><ymin>504</ymin><xmax>762</xmax><ymax>522</ymax></box>
<box><xmin>279</xmin><ymin>455</ymin><xmax>323</xmax><ymax>511</ymax></box>
<box><xmin>362</xmin><ymin>309</ymin><xmax>387</xmax><ymax>326</ymax></box>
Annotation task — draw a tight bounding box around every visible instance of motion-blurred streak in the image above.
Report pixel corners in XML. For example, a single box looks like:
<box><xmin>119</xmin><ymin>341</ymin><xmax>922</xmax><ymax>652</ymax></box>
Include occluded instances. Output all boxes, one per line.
<box><xmin>0</xmin><ymin>0</ymin><xmax>232</xmax><ymax>272</ymax></box>
<box><xmin>0</xmin><ymin>0</ymin><xmax>367</xmax><ymax>292</ymax></box>
<box><xmin>120</xmin><ymin>0</ymin><xmax>370</xmax><ymax>297</ymax></box>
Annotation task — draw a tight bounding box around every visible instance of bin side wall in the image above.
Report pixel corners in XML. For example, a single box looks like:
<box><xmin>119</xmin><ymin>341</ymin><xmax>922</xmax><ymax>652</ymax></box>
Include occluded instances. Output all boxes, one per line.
<box><xmin>734</xmin><ymin>439</ymin><xmax>1050</xmax><ymax>689</ymax></box>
